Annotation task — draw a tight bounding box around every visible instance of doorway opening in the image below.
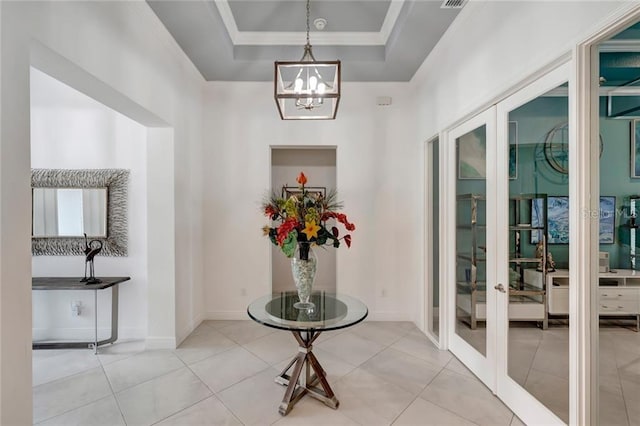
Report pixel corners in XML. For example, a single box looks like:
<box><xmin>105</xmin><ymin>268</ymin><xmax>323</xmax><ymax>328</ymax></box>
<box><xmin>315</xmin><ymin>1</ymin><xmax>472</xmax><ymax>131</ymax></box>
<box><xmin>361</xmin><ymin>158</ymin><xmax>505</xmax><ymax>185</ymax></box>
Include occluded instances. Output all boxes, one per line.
<box><xmin>270</xmin><ymin>147</ymin><xmax>337</xmax><ymax>294</ymax></box>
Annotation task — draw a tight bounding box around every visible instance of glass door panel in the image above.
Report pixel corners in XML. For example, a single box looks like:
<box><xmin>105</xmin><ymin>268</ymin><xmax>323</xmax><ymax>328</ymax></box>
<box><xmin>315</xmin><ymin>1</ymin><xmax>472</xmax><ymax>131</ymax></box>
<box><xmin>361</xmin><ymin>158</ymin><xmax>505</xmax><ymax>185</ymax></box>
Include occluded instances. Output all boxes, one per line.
<box><xmin>598</xmin><ymin>24</ymin><xmax>640</xmax><ymax>425</ymax></box>
<box><xmin>428</xmin><ymin>137</ymin><xmax>440</xmax><ymax>339</ymax></box>
<box><xmin>496</xmin><ymin>65</ymin><xmax>570</xmax><ymax>425</ymax></box>
<box><xmin>448</xmin><ymin>107</ymin><xmax>496</xmax><ymax>387</ymax></box>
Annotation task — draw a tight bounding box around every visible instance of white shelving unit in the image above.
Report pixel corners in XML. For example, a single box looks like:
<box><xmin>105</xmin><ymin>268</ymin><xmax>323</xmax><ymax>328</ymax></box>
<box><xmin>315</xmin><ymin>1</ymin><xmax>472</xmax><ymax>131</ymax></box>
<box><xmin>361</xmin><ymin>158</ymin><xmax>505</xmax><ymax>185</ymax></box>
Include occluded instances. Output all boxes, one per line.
<box><xmin>456</xmin><ymin>194</ymin><xmax>549</xmax><ymax>329</ymax></box>
<box><xmin>546</xmin><ymin>269</ymin><xmax>640</xmax><ymax>330</ymax></box>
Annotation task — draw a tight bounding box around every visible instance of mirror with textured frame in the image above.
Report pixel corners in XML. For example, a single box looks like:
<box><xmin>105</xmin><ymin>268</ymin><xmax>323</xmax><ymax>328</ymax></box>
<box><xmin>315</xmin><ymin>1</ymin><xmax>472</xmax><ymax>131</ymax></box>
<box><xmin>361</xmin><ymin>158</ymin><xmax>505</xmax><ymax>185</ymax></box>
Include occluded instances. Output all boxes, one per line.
<box><xmin>31</xmin><ymin>169</ymin><xmax>129</xmax><ymax>256</ymax></box>
<box><xmin>33</xmin><ymin>187</ymin><xmax>108</xmax><ymax>238</ymax></box>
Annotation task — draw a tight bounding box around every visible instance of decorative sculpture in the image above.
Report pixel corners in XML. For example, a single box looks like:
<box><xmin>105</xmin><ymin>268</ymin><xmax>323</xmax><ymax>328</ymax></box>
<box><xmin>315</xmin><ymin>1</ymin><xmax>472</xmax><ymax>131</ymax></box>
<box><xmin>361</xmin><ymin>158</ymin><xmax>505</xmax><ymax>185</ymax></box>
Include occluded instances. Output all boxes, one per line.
<box><xmin>81</xmin><ymin>233</ymin><xmax>103</xmax><ymax>284</ymax></box>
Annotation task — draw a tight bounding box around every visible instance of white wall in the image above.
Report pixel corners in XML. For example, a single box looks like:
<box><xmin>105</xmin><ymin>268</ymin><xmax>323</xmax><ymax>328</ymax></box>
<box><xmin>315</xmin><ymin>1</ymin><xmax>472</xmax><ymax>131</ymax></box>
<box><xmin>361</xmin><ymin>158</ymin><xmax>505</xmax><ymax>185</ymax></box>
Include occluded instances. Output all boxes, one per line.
<box><xmin>204</xmin><ymin>82</ymin><xmax>418</xmax><ymax>321</ymax></box>
<box><xmin>0</xmin><ymin>2</ymin><xmax>204</xmax><ymax>422</ymax></box>
<box><xmin>413</xmin><ymin>1</ymin><xmax>635</xmax><ymax>138</ymax></box>
<box><xmin>30</xmin><ymin>67</ymin><xmax>148</xmax><ymax>341</ymax></box>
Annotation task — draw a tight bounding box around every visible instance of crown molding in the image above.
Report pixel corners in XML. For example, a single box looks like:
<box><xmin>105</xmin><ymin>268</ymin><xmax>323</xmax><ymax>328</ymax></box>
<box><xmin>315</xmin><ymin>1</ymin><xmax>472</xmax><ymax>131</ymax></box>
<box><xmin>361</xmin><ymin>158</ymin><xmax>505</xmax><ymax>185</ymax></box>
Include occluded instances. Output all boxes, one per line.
<box><xmin>599</xmin><ymin>39</ymin><xmax>640</xmax><ymax>52</ymax></box>
<box><xmin>214</xmin><ymin>0</ymin><xmax>404</xmax><ymax>46</ymax></box>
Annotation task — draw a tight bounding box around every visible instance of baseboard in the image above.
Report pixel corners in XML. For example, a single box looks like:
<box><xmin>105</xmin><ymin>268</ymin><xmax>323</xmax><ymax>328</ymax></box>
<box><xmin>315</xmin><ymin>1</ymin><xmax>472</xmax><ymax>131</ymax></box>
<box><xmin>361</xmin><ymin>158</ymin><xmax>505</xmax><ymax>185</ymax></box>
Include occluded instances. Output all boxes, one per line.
<box><xmin>204</xmin><ymin>311</ymin><xmax>250</xmax><ymax>320</ymax></box>
<box><xmin>32</xmin><ymin>327</ymin><xmax>146</xmax><ymax>342</ymax></box>
<box><xmin>145</xmin><ymin>336</ymin><xmax>177</xmax><ymax>350</ymax></box>
<box><xmin>176</xmin><ymin>312</ymin><xmax>206</xmax><ymax>346</ymax></box>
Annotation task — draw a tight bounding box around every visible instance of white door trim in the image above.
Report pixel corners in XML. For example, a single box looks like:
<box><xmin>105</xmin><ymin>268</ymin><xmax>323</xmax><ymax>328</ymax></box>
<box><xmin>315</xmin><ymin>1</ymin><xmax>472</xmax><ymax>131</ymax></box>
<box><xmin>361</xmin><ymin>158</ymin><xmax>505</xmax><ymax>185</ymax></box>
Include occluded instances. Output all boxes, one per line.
<box><xmin>446</xmin><ymin>106</ymin><xmax>496</xmax><ymax>389</ymax></box>
<box><xmin>573</xmin><ymin>4</ymin><xmax>640</xmax><ymax>425</ymax></box>
<box><xmin>495</xmin><ymin>62</ymin><xmax>571</xmax><ymax>426</ymax></box>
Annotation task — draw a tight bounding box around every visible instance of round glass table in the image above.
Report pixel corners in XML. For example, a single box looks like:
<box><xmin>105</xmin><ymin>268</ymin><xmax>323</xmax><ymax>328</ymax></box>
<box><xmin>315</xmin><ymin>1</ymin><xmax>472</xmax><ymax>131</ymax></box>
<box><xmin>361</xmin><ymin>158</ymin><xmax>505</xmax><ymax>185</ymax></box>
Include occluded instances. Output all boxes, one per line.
<box><xmin>247</xmin><ymin>291</ymin><xmax>368</xmax><ymax>416</ymax></box>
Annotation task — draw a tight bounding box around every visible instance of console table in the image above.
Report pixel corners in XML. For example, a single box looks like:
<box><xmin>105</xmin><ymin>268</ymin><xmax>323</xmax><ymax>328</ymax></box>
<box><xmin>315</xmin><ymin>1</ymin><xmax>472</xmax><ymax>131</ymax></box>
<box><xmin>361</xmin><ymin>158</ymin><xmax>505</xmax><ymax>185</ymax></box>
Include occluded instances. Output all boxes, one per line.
<box><xmin>247</xmin><ymin>291</ymin><xmax>368</xmax><ymax>416</ymax></box>
<box><xmin>32</xmin><ymin>276</ymin><xmax>131</xmax><ymax>353</ymax></box>
<box><xmin>546</xmin><ymin>269</ymin><xmax>640</xmax><ymax>330</ymax></box>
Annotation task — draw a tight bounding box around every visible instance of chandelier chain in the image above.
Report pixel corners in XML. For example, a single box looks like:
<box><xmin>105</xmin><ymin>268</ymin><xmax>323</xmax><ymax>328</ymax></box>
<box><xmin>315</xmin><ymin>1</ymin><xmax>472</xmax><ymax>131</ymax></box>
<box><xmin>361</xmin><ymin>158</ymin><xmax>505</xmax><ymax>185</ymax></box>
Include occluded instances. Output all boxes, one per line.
<box><xmin>305</xmin><ymin>0</ymin><xmax>310</xmax><ymax>46</ymax></box>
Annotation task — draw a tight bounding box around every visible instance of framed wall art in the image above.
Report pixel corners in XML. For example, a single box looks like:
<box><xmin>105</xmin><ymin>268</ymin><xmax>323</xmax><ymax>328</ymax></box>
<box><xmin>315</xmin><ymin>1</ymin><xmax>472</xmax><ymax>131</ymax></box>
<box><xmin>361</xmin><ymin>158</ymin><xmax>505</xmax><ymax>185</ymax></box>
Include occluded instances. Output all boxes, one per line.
<box><xmin>456</xmin><ymin>122</ymin><xmax>517</xmax><ymax>179</ymax></box>
<box><xmin>531</xmin><ymin>196</ymin><xmax>616</xmax><ymax>244</ymax></box>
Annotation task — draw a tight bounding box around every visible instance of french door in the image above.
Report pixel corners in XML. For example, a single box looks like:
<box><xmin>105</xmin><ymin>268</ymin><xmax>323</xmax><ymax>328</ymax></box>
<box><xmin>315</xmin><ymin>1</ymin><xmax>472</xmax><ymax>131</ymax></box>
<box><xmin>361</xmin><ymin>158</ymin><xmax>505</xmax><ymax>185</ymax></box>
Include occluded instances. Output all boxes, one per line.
<box><xmin>447</xmin><ymin>63</ymin><xmax>571</xmax><ymax>425</ymax></box>
<box><xmin>446</xmin><ymin>107</ymin><xmax>497</xmax><ymax>387</ymax></box>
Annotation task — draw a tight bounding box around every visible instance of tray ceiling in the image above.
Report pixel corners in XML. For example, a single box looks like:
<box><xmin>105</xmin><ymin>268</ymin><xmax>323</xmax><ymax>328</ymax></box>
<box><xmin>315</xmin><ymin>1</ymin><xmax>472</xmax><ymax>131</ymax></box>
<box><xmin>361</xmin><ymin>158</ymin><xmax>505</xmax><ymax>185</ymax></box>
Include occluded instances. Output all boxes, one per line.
<box><xmin>147</xmin><ymin>0</ymin><xmax>463</xmax><ymax>81</ymax></box>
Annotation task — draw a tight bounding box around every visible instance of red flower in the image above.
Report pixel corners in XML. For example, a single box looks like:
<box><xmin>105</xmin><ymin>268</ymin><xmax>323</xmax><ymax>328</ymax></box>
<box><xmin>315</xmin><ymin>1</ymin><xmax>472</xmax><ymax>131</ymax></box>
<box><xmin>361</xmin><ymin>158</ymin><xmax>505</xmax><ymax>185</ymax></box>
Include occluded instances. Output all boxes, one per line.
<box><xmin>344</xmin><ymin>235</ymin><xmax>352</xmax><ymax>248</ymax></box>
<box><xmin>296</xmin><ymin>172</ymin><xmax>307</xmax><ymax>186</ymax></box>
<box><xmin>264</xmin><ymin>205</ymin><xmax>278</xmax><ymax>218</ymax></box>
<box><xmin>276</xmin><ymin>217</ymin><xmax>299</xmax><ymax>246</ymax></box>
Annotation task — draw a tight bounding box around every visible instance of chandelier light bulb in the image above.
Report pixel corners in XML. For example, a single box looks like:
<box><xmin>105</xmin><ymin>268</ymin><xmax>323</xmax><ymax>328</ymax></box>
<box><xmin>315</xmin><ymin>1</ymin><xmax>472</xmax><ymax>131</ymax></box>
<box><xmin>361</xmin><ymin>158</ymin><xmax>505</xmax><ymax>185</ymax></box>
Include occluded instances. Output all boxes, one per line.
<box><xmin>317</xmin><ymin>82</ymin><xmax>326</xmax><ymax>94</ymax></box>
<box><xmin>309</xmin><ymin>76</ymin><xmax>318</xmax><ymax>91</ymax></box>
<box><xmin>294</xmin><ymin>78</ymin><xmax>304</xmax><ymax>93</ymax></box>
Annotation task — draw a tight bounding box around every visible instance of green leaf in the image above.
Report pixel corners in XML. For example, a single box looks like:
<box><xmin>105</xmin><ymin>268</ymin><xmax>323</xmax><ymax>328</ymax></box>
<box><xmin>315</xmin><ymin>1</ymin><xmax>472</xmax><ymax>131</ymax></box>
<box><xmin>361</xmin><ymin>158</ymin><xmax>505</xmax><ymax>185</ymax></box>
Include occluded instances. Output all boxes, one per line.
<box><xmin>282</xmin><ymin>231</ymin><xmax>298</xmax><ymax>257</ymax></box>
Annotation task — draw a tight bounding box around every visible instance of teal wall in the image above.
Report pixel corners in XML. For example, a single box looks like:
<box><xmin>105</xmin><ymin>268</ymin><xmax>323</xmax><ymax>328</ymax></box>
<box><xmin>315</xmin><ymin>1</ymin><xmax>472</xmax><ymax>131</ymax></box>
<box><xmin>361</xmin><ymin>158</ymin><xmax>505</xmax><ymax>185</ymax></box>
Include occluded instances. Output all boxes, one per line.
<box><xmin>456</xmin><ymin>96</ymin><xmax>639</xmax><ymax>269</ymax></box>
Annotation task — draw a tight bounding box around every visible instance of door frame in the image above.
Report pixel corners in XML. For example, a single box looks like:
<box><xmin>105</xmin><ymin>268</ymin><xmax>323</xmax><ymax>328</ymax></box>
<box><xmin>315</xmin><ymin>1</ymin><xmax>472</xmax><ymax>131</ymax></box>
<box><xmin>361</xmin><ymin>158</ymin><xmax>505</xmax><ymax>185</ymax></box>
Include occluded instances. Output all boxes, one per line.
<box><xmin>573</xmin><ymin>4</ymin><xmax>640</xmax><ymax>424</ymax></box>
<box><xmin>424</xmin><ymin>135</ymin><xmax>443</xmax><ymax>347</ymax></box>
<box><xmin>495</xmin><ymin>62</ymin><xmax>571</xmax><ymax>426</ymax></box>
<box><xmin>445</xmin><ymin>106</ymin><xmax>497</xmax><ymax>389</ymax></box>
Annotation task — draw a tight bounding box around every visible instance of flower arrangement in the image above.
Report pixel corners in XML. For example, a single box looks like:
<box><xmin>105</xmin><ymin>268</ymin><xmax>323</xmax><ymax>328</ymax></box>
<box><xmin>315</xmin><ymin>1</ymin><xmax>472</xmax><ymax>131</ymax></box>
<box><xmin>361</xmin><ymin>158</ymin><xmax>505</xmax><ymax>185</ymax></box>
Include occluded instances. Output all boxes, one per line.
<box><xmin>262</xmin><ymin>172</ymin><xmax>355</xmax><ymax>260</ymax></box>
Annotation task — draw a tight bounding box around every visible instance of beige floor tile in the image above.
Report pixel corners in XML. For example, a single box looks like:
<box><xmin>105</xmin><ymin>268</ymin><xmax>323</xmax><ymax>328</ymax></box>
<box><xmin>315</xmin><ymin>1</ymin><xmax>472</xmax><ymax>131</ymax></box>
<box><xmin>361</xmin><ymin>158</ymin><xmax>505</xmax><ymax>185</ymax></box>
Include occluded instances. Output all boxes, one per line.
<box><xmin>393</xmin><ymin>397</ymin><xmax>477</xmax><ymax>426</ymax></box>
<box><xmin>33</xmin><ymin>348</ymin><xmax>101</xmax><ymax>386</ymax></box>
<box><xmin>332</xmin><ymin>368</ymin><xmax>416</xmax><ymax>425</ymax></box>
<box><xmin>272</xmin><ymin>397</ymin><xmax>359</xmax><ymax>426</ymax></box>
<box><xmin>510</xmin><ymin>415</ymin><xmax>526</xmax><ymax>426</ymax></box>
<box><xmin>391</xmin><ymin>330</ymin><xmax>453</xmax><ymax>368</ymax></box>
<box><xmin>523</xmin><ymin>368</ymin><xmax>569</xmax><ymax>424</ymax></box>
<box><xmin>216</xmin><ymin>367</ymin><xmax>287</xmax><ymax>426</ymax></box>
<box><xmin>444</xmin><ymin>356</ymin><xmax>476</xmax><ymax>380</ymax></box>
<box><xmin>96</xmin><ymin>339</ymin><xmax>147</xmax><ymax>366</ymax></box>
<box><xmin>317</xmin><ymin>331</ymin><xmax>385</xmax><ymax>366</ymax></box>
<box><xmin>598</xmin><ymin>388</ymin><xmax>630</xmax><ymax>426</ymax></box>
<box><xmin>37</xmin><ymin>395</ymin><xmax>125</xmax><ymax>426</ymax></box>
<box><xmin>189</xmin><ymin>346</ymin><xmax>269</xmax><ymax>392</ymax></box>
<box><xmin>360</xmin><ymin>347</ymin><xmax>441</xmax><ymax>395</ymax></box>
<box><xmin>155</xmin><ymin>395</ymin><xmax>242</xmax><ymax>426</ymax></box>
<box><xmin>174</xmin><ymin>329</ymin><xmax>237</xmax><ymax>365</ymax></box>
<box><xmin>242</xmin><ymin>329</ymin><xmax>300</xmax><ymax>365</ymax></box>
<box><xmin>420</xmin><ymin>369</ymin><xmax>512</xmax><ymax>426</ymax></box>
<box><xmin>530</xmin><ymin>339</ymin><xmax>569</xmax><ymax>381</ymax></box>
<box><xmin>33</xmin><ymin>367</ymin><xmax>112</xmax><ymax>424</ymax></box>
<box><xmin>507</xmin><ymin>339</ymin><xmax>538</xmax><ymax>386</ymax></box>
<box><xmin>102</xmin><ymin>350</ymin><xmax>185</xmax><ymax>392</ymax></box>
<box><xmin>217</xmin><ymin>320</ymin><xmax>278</xmax><ymax>345</ymax></box>
<box><xmin>116</xmin><ymin>367</ymin><xmax>211</xmax><ymax>426</ymax></box>
<box><xmin>620</xmin><ymin>376</ymin><xmax>640</xmax><ymax>422</ymax></box>
<box><xmin>350</xmin><ymin>321</ymin><xmax>413</xmax><ymax>347</ymax></box>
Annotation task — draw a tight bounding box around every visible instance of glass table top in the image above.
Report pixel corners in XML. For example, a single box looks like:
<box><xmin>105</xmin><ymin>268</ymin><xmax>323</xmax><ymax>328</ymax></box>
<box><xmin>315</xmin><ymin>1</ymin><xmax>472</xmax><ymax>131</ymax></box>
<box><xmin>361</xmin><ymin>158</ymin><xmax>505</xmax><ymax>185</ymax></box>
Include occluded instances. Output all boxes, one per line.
<box><xmin>247</xmin><ymin>291</ymin><xmax>368</xmax><ymax>332</ymax></box>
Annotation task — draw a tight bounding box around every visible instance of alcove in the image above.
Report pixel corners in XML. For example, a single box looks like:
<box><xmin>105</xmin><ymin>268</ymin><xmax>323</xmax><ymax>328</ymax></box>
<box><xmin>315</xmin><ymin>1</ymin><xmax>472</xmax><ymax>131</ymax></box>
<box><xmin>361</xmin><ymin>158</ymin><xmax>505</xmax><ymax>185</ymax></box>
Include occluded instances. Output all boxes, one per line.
<box><xmin>271</xmin><ymin>147</ymin><xmax>337</xmax><ymax>293</ymax></box>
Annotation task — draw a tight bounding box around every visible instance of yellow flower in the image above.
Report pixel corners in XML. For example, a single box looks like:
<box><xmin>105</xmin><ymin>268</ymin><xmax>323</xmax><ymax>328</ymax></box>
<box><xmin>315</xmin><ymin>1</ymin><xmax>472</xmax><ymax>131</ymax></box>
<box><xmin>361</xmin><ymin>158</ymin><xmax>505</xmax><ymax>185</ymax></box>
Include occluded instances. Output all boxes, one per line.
<box><xmin>304</xmin><ymin>207</ymin><xmax>319</xmax><ymax>223</ymax></box>
<box><xmin>301</xmin><ymin>221</ymin><xmax>321</xmax><ymax>240</ymax></box>
<box><xmin>262</xmin><ymin>225</ymin><xmax>271</xmax><ymax>236</ymax></box>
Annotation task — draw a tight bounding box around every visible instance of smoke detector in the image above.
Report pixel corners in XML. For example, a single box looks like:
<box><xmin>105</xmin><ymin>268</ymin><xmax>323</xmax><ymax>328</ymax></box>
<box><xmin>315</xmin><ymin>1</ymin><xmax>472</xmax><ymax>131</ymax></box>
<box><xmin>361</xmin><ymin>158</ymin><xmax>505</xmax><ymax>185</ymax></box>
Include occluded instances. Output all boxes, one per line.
<box><xmin>314</xmin><ymin>18</ymin><xmax>327</xmax><ymax>31</ymax></box>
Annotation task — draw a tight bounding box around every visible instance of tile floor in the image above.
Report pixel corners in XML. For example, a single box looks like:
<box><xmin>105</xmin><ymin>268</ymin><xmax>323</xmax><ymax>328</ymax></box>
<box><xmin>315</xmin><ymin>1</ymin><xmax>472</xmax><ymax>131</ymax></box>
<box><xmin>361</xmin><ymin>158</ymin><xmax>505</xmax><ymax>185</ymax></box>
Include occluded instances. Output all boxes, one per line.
<box><xmin>454</xmin><ymin>319</ymin><xmax>640</xmax><ymax>426</ymax></box>
<box><xmin>33</xmin><ymin>321</ymin><xmax>522</xmax><ymax>426</ymax></box>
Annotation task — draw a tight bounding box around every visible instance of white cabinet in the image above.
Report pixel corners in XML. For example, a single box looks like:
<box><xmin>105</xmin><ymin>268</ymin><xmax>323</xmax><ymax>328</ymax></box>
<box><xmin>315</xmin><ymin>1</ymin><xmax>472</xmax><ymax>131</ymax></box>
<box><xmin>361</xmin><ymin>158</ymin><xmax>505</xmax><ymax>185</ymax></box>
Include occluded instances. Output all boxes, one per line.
<box><xmin>546</xmin><ymin>269</ymin><xmax>640</xmax><ymax>330</ymax></box>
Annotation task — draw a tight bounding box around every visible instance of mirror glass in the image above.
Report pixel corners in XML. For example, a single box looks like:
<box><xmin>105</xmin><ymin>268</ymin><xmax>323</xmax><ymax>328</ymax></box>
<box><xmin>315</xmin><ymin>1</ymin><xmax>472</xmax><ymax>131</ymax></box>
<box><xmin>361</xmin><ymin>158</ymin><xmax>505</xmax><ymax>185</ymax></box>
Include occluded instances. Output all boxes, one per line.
<box><xmin>32</xmin><ymin>188</ymin><xmax>107</xmax><ymax>237</ymax></box>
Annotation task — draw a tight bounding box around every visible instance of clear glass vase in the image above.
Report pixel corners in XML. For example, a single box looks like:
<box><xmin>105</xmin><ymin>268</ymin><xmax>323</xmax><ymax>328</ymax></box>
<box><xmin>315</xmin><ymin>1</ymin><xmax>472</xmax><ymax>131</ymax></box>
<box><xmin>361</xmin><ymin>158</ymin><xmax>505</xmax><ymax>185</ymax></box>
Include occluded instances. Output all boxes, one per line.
<box><xmin>291</xmin><ymin>242</ymin><xmax>317</xmax><ymax>309</ymax></box>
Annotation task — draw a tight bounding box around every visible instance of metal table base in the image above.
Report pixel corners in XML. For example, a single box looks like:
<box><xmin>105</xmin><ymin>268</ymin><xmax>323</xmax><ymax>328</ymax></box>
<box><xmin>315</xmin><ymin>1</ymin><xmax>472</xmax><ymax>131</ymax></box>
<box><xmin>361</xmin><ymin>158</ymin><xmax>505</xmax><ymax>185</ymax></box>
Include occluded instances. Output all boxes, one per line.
<box><xmin>275</xmin><ymin>330</ymin><xmax>339</xmax><ymax>416</ymax></box>
<box><xmin>32</xmin><ymin>277</ymin><xmax>130</xmax><ymax>354</ymax></box>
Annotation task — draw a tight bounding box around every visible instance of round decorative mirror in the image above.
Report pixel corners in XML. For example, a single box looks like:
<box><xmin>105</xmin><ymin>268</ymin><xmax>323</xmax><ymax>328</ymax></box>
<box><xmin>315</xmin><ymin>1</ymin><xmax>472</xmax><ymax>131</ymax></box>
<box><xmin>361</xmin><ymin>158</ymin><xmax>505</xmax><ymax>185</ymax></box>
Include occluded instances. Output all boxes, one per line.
<box><xmin>543</xmin><ymin>121</ymin><xmax>603</xmax><ymax>174</ymax></box>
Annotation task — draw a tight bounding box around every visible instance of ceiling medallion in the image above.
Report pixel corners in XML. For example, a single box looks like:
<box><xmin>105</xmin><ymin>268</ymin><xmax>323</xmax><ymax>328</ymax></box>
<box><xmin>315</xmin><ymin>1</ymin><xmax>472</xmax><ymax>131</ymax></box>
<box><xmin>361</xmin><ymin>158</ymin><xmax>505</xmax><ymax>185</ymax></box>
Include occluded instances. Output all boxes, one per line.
<box><xmin>274</xmin><ymin>0</ymin><xmax>341</xmax><ymax>120</ymax></box>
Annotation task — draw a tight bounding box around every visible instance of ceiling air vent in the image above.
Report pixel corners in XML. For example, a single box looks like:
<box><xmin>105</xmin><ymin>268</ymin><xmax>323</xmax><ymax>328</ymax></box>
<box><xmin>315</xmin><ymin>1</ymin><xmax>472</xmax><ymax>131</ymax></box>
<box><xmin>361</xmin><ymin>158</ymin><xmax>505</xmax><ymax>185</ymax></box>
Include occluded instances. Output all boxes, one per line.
<box><xmin>441</xmin><ymin>0</ymin><xmax>466</xmax><ymax>9</ymax></box>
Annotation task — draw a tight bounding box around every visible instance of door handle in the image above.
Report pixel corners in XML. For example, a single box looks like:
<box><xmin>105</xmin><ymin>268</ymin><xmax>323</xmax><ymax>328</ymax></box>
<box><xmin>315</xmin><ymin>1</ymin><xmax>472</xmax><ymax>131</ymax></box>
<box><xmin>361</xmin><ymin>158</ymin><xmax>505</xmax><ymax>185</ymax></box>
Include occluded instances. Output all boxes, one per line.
<box><xmin>494</xmin><ymin>283</ymin><xmax>506</xmax><ymax>293</ymax></box>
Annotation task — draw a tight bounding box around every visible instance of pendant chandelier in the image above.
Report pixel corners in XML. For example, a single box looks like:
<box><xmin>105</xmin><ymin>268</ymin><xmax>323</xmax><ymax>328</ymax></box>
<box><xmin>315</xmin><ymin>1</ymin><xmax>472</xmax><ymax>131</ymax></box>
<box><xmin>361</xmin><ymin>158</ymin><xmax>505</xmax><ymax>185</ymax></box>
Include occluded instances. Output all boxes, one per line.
<box><xmin>274</xmin><ymin>0</ymin><xmax>341</xmax><ymax>120</ymax></box>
